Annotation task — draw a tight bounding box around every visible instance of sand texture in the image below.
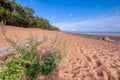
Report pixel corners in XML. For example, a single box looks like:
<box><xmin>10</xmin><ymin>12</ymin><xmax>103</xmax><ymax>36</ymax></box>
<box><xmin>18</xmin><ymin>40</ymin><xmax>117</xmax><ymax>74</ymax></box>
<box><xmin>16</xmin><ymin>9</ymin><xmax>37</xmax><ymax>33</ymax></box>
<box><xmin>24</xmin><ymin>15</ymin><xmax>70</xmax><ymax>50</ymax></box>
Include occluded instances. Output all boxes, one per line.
<box><xmin>0</xmin><ymin>26</ymin><xmax>120</xmax><ymax>80</ymax></box>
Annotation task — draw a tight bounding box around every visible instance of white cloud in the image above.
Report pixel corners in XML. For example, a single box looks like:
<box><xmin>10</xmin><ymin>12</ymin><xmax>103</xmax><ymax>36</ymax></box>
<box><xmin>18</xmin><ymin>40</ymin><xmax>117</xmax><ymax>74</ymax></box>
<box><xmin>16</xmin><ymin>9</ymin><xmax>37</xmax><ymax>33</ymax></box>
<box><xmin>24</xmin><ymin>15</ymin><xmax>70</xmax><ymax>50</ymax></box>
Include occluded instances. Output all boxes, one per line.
<box><xmin>71</xmin><ymin>29</ymin><xmax>75</xmax><ymax>31</ymax></box>
<box><xmin>53</xmin><ymin>15</ymin><xmax>120</xmax><ymax>31</ymax></box>
<box><xmin>51</xmin><ymin>16</ymin><xmax>56</xmax><ymax>19</ymax></box>
<box><xmin>113</xmin><ymin>24</ymin><xmax>120</xmax><ymax>27</ymax></box>
<box><xmin>112</xmin><ymin>7</ymin><xmax>120</xmax><ymax>15</ymax></box>
<box><xmin>100</xmin><ymin>14</ymin><xmax>109</xmax><ymax>18</ymax></box>
<box><xmin>113</xmin><ymin>7</ymin><xmax>120</xmax><ymax>11</ymax></box>
<box><xmin>70</xmin><ymin>14</ymin><xmax>73</xmax><ymax>17</ymax></box>
<box><xmin>116</xmin><ymin>11</ymin><xmax>120</xmax><ymax>15</ymax></box>
<box><xmin>30</xmin><ymin>0</ymin><xmax>35</xmax><ymax>5</ymax></box>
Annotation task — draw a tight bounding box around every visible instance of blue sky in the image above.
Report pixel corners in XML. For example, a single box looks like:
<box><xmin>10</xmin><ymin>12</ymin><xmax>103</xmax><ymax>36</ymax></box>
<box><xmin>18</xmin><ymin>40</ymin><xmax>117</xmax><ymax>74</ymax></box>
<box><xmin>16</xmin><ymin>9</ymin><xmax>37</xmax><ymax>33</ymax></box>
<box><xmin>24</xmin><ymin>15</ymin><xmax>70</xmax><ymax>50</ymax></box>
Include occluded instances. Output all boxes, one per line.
<box><xmin>15</xmin><ymin>0</ymin><xmax>120</xmax><ymax>31</ymax></box>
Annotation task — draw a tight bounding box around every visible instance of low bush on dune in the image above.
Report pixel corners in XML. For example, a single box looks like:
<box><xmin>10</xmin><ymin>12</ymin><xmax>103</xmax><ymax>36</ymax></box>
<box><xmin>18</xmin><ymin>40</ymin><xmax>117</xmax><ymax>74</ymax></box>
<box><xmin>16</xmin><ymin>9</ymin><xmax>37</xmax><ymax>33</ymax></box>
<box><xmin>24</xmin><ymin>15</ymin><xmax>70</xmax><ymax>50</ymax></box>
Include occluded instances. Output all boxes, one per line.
<box><xmin>0</xmin><ymin>23</ymin><xmax>67</xmax><ymax>80</ymax></box>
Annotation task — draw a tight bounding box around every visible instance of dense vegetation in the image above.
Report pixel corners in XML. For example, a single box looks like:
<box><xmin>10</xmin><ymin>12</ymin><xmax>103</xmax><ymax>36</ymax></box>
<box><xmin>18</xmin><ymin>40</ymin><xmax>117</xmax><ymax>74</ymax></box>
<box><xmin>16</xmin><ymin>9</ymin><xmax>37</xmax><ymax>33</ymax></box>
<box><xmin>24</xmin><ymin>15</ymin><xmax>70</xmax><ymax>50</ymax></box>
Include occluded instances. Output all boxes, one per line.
<box><xmin>0</xmin><ymin>0</ymin><xmax>60</xmax><ymax>31</ymax></box>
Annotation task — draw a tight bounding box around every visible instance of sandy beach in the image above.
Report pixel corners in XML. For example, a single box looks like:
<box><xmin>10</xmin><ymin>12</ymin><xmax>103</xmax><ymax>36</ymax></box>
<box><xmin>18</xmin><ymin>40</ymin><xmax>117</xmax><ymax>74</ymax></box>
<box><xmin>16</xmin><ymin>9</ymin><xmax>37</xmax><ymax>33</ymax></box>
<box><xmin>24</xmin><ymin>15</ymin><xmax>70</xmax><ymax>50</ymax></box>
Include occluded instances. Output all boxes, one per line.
<box><xmin>0</xmin><ymin>26</ymin><xmax>120</xmax><ymax>80</ymax></box>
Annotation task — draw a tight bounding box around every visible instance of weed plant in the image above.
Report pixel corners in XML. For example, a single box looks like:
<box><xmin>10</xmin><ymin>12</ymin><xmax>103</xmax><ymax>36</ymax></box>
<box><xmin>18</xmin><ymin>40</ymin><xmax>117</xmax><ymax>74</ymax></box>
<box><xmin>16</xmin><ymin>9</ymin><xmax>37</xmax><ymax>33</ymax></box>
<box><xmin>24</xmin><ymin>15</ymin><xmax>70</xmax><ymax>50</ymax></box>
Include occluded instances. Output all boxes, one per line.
<box><xmin>0</xmin><ymin>23</ymin><xmax>67</xmax><ymax>80</ymax></box>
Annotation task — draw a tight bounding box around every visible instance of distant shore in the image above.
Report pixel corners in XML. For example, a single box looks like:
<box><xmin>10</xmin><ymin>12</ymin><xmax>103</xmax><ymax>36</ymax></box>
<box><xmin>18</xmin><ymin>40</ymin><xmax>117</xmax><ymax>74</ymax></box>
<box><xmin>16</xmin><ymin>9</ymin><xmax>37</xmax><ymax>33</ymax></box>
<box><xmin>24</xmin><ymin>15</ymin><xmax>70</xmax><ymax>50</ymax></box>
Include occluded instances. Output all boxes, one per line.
<box><xmin>65</xmin><ymin>32</ymin><xmax>120</xmax><ymax>44</ymax></box>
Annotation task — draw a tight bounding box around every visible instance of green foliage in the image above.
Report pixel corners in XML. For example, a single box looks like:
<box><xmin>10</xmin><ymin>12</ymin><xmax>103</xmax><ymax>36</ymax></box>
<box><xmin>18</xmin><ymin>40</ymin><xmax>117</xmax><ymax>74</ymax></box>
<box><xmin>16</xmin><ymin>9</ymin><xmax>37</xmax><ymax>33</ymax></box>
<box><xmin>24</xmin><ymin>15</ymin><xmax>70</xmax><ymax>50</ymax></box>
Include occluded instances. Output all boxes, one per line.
<box><xmin>41</xmin><ymin>51</ymin><xmax>62</xmax><ymax>76</ymax></box>
<box><xmin>50</xmin><ymin>26</ymin><xmax>60</xmax><ymax>31</ymax></box>
<box><xmin>0</xmin><ymin>48</ymin><xmax>41</xmax><ymax>80</ymax></box>
<box><xmin>0</xmin><ymin>59</ymin><xmax>26</xmax><ymax>80</ymax></box>
<box><xmin>0</xmin><ymin>0</ymin><xmax>60</xmax><ymax>31</ymax></box>
<box><xmin>0</xmin><ymin>29</ymin><xmax>65</xmax><ymax>80</ymax></box>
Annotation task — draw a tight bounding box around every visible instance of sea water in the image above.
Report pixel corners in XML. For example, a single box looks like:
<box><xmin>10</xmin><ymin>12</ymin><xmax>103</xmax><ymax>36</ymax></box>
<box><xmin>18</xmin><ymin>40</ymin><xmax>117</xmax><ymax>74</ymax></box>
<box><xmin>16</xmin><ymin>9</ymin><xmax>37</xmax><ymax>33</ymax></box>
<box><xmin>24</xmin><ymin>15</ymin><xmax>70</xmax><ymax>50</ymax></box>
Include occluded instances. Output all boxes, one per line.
<box><xmin>68</xmin><ymin>31</ymin><xmax>120</xmax><ymax>36</ymax></box>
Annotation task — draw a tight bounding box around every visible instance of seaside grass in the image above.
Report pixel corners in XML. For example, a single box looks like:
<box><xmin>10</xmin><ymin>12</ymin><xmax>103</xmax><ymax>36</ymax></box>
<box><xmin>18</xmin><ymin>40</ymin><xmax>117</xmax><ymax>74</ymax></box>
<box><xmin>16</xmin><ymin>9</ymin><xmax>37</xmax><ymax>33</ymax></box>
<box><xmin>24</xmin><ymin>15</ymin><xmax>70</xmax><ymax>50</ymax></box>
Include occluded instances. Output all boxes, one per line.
<box><xmin>0</xmin><ymin>23</ymin><xmax>67</xmax><ymax>80</ymax></box>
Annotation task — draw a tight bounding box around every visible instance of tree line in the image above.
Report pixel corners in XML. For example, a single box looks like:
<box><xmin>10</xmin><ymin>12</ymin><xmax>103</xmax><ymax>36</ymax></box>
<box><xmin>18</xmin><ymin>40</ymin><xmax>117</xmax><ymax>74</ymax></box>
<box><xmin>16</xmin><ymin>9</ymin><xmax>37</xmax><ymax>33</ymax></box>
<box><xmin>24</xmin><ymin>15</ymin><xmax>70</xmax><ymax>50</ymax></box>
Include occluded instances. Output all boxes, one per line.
<box><xmin>0</xmin><ymin>0</ymin><xmax>60</xmax><ymax>31</ymax></box>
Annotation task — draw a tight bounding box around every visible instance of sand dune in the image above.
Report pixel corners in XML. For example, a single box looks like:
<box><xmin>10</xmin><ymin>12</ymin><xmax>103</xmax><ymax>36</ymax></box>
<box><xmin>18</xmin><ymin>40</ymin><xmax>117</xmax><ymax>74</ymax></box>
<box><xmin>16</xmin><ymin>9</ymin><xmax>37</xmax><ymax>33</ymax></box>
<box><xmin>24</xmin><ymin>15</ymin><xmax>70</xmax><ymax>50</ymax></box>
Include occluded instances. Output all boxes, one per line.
<box><xmin>0</xmin><ymin>26</ymin><xmax>120</xmax><ymax>80</ymax></box>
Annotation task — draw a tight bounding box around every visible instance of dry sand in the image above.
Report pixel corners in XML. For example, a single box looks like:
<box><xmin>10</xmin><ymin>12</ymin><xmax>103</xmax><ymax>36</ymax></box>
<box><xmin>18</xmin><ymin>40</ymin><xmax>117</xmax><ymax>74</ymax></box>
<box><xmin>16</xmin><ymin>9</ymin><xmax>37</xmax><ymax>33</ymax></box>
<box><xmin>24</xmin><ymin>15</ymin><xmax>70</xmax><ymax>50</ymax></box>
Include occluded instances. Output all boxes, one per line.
<box><xmin>0</xmin><ymin>26</ymin><xmax>120</xmax><ymax>80</ymax></box>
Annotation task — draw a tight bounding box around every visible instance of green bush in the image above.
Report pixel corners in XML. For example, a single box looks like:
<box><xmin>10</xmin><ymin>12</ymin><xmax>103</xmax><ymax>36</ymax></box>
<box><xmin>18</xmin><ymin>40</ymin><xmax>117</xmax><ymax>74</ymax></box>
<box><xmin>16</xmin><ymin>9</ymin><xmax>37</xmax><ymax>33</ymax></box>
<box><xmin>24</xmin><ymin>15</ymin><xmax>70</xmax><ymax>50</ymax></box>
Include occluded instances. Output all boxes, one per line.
<box><xmin>0</xmin><ymin>49</ymin><xmax>41</xmax><ymax>80</ymax></box>
<box><xmin>0</xmin><ymin>23</ymin><xmax>66</xmax><ymax>80</ymax></box>
<box><xmin>41</xmin><ymin>51</ymin><xmax>62</xmax><ymax>76</ymax></box>
<box><xmin>0</xmin><ymin>34</ymin><xmax>65</xmax><ymax>80</ymax></box>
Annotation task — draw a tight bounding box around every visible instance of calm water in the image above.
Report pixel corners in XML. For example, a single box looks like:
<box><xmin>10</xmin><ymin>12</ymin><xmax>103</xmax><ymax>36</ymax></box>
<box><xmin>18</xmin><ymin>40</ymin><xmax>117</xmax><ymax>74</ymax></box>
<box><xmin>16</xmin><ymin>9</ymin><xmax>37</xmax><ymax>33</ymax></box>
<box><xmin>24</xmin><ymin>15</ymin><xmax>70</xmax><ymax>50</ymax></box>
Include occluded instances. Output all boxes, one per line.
<box><xmin>67</xmin><ymin>31</ymin><xmax>120</xmax><ymax>36</ymax></box>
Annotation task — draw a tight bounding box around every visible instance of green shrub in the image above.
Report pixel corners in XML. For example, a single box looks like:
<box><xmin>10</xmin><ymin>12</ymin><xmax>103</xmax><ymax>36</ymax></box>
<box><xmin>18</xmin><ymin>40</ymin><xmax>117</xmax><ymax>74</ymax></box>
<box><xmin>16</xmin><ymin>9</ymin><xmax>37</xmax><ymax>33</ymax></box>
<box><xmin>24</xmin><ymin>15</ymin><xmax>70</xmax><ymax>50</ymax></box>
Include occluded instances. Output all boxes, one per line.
<box><xmin>0</xmin><ymin>59</ymin><xmax>26</xmax><ymax>80</ymax></box>
<box><xmin>0</xmin><ymin>48</ymin><xmax>41</xmax><ymax>80</ymax></box>
<box><xmin>0</xmin><ymin>23</ymin><xmax>66</xmax><ymax>80</ymax></box>
<box><xmin>41</xmin><ymin>51</ymin><xmax>62</xmax><ymax>76</ymax></box>
<box><xmin>0</xmin><ymin>44</ymin><xmax>63</xmax><ymax>80</ymax></box>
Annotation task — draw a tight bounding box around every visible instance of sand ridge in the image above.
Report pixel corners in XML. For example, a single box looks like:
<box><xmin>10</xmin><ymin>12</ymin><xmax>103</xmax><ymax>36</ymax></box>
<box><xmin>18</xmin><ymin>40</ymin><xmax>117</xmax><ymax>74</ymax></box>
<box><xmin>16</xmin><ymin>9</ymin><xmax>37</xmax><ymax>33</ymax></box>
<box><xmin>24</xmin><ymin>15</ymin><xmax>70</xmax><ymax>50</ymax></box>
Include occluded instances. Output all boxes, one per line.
<box><xmin>0</xmin><ymin>26</ymin><xmax>120</xmax><ymax>80</ymax></box>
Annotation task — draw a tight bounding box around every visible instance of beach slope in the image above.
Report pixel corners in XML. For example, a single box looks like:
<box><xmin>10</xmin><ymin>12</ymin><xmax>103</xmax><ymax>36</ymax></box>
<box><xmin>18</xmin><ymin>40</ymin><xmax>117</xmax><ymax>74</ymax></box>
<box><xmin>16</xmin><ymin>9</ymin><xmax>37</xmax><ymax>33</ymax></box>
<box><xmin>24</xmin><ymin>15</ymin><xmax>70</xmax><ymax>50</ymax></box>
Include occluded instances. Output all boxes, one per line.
<box><xmin>0</xmin><ymin>26</ymin><xmax>120</xmax><ymax>80</ymax></box>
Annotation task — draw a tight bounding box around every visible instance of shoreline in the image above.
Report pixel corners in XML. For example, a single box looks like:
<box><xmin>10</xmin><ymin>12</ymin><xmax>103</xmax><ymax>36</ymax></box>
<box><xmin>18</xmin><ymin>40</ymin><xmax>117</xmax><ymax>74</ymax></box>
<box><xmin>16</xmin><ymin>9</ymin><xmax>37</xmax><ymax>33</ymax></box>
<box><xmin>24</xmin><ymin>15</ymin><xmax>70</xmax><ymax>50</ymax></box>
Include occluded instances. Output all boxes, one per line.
<box><xmin>65</xmin><ymin>32</ymin><xmax>120</xmax><ymax>44</ymax></box>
